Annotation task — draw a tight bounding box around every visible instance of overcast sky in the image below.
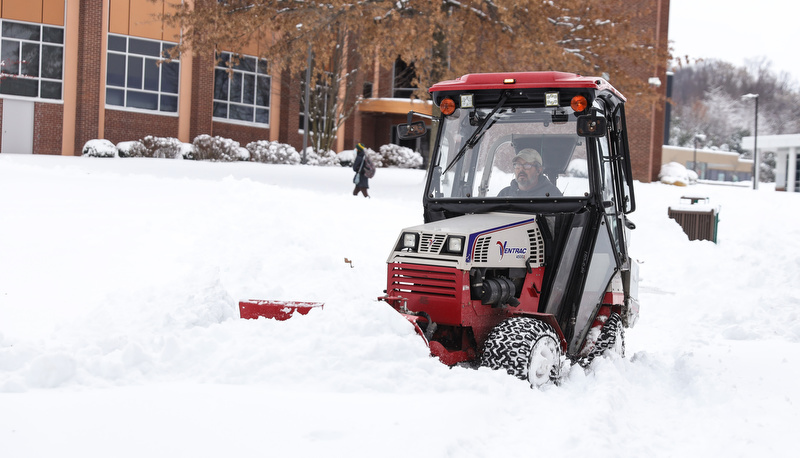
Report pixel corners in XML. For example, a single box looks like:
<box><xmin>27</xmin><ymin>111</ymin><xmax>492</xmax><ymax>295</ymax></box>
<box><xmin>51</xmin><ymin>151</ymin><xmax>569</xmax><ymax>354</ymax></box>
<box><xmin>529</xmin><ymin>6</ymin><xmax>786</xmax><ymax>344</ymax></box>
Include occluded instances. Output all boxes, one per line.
<box><xmin>669</xmin><ymin>0</ymin><xmax>797</xmax><ymax>82</ymax></box>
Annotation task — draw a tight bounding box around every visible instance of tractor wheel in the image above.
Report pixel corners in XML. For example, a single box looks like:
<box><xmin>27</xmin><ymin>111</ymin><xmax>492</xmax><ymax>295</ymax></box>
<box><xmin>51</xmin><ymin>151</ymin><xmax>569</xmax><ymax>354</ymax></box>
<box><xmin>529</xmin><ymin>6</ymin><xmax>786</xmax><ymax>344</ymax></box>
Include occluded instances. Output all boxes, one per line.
<box><xmin>580</xmin><ymin>312</ymin><xmax>625</xmax><ymax>367</ymax></box>
<box><xmin>481</xmin><ymin>317</ymin><xmax>563</xmax><ymax>388</ymax></box>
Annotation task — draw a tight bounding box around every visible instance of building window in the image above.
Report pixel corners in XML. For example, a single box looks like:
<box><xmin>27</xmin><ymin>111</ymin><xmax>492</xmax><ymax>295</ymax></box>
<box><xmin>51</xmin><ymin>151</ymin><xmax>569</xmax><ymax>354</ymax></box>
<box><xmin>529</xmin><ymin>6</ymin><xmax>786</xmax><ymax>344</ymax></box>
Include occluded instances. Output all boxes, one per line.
<box><xmin>393</xmin><ymin>57</ymin><xmax>416</xmax><ymax>99</ymax></box>
<box><xmin>0</xmin><ymin>20</ymin><xmax>64</xmax><ymax>100</ymax></box>
<box><xmin>213</xmin><ymin>52</ymin><xmax>271</xmax><ymax>126</ymax></box>
<box><xmin>106</xmin><ymin>34</ymin><xmax>179</xmax><ymax>113</ymax></box>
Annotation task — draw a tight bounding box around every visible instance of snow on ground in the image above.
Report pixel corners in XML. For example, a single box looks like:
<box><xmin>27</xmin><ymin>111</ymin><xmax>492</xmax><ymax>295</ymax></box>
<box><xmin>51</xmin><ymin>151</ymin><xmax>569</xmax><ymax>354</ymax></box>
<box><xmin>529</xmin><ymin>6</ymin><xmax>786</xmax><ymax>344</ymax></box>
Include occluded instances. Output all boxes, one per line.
<box><xmin>1</xmin><ymin>154</ymin><xmax>799</xmax><ymax>457</ymax></box>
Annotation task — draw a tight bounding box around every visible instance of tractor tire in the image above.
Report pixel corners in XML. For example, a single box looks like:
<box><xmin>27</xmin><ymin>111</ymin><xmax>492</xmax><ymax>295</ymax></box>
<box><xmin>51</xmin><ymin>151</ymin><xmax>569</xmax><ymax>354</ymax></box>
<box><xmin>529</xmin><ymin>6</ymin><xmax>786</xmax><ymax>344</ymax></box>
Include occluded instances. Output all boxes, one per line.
<box><xmin>580</xmin><ymin>312</ymin><xmax>625</xmax><ymax>367</ymax></box>
<box><xmin>481</xmin><ymin>317</ymin><xmax>563</xmax><ymax>388</ymax></box>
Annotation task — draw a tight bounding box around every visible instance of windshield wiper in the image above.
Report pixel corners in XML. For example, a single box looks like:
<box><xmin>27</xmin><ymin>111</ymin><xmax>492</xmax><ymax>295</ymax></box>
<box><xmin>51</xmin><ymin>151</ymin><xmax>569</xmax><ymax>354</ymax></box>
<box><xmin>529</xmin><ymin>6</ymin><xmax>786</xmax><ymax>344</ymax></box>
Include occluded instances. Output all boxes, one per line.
<box><xmin>443</xmin><ymin>91</ymin><xmax>510</xmax><ymax>174</ymax></box>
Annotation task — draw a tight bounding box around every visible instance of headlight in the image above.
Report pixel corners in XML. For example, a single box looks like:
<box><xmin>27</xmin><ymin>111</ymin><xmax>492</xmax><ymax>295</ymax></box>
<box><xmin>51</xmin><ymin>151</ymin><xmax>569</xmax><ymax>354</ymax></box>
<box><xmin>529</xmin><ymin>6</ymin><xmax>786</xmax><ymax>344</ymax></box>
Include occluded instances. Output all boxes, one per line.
<box><xmin>401</xmin><ymin>232</ymin><xmax>418</xmax><ymax>251</ymax></box>
<box><xmin>444</xmin><ymin>236</ymin><xmax>465</xmax><ymax>255</ymax></box>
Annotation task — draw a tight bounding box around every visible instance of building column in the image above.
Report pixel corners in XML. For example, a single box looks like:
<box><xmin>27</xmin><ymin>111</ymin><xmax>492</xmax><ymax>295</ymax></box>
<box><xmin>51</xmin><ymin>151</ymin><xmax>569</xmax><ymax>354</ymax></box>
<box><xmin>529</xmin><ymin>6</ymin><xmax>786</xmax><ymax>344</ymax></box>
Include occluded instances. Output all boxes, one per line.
<box><xmin>73</xmin><ymin>0</ymin><xmax>108</xmax><ymax>154</ymax></box>
<box><xmin>61</xmin><ymin>0</ymin><xmax>82</xmax><ymax>155</ymax></box>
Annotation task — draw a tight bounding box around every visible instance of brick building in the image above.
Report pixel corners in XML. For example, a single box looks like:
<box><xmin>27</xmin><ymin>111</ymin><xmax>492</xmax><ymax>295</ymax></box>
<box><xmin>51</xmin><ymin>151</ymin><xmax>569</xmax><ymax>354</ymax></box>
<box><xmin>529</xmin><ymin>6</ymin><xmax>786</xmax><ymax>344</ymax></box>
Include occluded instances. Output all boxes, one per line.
<box><xmin>0</xmin><ymin>0</ymin><xmax>669</xmax><ymax>182</ymax></box>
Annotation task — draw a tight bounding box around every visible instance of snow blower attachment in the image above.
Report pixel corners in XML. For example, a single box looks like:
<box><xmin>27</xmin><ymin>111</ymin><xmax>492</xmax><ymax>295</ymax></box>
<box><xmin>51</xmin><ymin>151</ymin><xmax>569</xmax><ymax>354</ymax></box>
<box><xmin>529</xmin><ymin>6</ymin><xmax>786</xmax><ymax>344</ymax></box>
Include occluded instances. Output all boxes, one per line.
<box><xmin>239</xmin><ymin>300</ymin><xmax>324</xmax><ymax>320</ymax></box>
<box><xmin>382</xmin><ymin>72</ymin><xmax>641</xmax><ymax>387</ymax></box>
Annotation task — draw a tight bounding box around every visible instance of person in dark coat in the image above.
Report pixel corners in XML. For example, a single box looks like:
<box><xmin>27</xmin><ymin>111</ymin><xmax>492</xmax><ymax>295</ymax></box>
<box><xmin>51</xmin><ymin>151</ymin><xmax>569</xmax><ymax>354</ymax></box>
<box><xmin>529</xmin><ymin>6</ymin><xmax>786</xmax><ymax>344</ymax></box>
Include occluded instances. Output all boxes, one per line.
<box><xmin>498</xmin><ymin>148</ymin><xmax>562</xmax><ymax>197</ymax></box>
<box><xmin>352</xmin><ymin>142</ymin><xmax>370</xmax><ymax>198</ymax></box>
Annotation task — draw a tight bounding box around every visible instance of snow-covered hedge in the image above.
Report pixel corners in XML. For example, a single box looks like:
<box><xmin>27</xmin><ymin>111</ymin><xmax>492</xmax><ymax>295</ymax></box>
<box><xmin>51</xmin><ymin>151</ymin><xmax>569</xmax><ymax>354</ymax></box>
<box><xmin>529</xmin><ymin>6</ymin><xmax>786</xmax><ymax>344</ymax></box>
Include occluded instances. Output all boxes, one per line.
<box><xmin>143</xmin><ymin>136</ymin><xmax>183</xmax><ymax>159</ymax></box>
<box><xmin>247</xmin><ymin>141</ymin><xmax>302</xmax><ymax>165</ymax></box>
<box><xmin>337</xmin><ymin>149</ymin><xmax>355</xmax><ymax>167</ymax></box>
<box><xmin>115</xmin><ymin>137</ymin><xmax>193</xmax><ymax>159</ymax></box>
<box><xmin>302</xmin><ymin>148</ymin><xmax>340</xmax><ymax>167</ymax></box>
<box><xmin>116</xmin><ymin>141</ymin><xmax>144</xmax><ymax>158</ymax></box>
<box><xmin>193</xmin><ymin>135</ymin><xmax>248</xmax><ymax>162</ymax></box>
<box><xmin>82</xmin><ymin>139</ymin><xmax>117</xmax><ymax>158</ymax></box>
<box><xmin>83</xmin><ymin>135</ymin><xmax>425</xmax><ymax>170</ymax></box>
<box><xmin>375</xmin><ymin>144</ymin><xmax>423</xmax><ymax>168</ymax></box>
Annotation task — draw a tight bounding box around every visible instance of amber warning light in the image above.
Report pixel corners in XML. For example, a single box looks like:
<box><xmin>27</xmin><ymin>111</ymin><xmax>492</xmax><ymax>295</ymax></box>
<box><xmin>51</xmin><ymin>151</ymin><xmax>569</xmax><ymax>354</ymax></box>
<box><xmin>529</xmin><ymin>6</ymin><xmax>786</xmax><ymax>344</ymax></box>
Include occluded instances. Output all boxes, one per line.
<box><xmin>440</xmin><ymin>98</ymin><xmax>456</xmax><ymax>115</ymax></box>
<box><xmin>570</xmin><ymin>95</ymin><xmax>588</xmax><ymax>113</ymax></box>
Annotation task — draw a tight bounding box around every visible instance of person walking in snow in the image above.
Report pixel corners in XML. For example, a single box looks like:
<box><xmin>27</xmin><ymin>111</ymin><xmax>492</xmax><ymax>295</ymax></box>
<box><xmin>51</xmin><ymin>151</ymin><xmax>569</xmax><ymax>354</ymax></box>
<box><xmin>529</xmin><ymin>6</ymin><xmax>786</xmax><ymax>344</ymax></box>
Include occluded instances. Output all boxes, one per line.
<box><xmin>352</xmin><ymin>142</ymin><xmax>373</xmax><ymax>198</ymax></box>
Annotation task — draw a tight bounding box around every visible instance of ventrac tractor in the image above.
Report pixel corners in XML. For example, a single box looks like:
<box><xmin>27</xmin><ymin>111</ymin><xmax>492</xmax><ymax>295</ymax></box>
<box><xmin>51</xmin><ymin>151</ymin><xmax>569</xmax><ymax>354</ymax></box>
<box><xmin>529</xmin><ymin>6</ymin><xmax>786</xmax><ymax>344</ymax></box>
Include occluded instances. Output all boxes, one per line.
<box><xmin>381</xmin><ymin>72</ymin><xmax>640</xmax><ymax>387</ymax></box>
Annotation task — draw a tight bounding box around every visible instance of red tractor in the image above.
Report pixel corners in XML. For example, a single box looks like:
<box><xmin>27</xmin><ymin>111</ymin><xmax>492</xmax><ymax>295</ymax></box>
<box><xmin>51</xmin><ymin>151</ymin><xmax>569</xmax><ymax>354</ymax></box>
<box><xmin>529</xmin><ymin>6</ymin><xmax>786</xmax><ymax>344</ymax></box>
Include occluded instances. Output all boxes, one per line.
<box><xmin>381</xmin><ymin>72</ymin><xmax>640</xmax><ymax>387</ymax></box>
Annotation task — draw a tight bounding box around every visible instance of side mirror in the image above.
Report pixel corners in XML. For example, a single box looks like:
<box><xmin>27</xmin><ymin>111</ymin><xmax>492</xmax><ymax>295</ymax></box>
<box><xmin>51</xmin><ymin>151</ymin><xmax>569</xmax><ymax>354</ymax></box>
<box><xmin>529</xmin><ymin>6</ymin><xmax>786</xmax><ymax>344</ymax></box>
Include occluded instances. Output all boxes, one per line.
<box><xmin>576</xmin><ymin>114</ymin><xmax>607</xmax><ymax>137</ymax></box>
<box><xmin>397</xmin><ymin>121</ymin><xmax>427</xmax><ymax>140</ymax></box>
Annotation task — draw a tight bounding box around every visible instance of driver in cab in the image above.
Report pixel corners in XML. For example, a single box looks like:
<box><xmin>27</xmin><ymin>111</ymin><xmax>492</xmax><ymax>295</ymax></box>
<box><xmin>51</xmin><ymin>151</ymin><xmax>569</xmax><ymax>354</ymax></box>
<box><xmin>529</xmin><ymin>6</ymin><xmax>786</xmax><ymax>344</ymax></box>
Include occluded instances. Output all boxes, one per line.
<box><xmin>498</xmin><ymin>148</ymin><xmax>562</xmax><ymax>197</ymax></box>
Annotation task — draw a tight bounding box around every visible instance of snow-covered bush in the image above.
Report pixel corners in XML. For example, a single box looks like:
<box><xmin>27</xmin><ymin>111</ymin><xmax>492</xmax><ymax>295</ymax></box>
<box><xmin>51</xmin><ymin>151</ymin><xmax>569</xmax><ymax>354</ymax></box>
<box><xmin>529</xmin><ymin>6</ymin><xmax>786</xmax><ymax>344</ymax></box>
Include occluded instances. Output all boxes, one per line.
<box><xmin>116</xmin><ymin>137</ymin><xmax>183</xmax><ymax>159</ymax></box>
<box><xmin>659</xmin><ymin>162</ymin><xmax>698</xmax><ymax>186</ymax></box>
<box><xmin>376</xmin><ymin>144</ymin><xmax>423</xmax><ymax>168</ymax></box>
<box><xmin>247</xmin><ymin>140</ymin><xmax>301</xmax><ymax>164</ymax></box>
<box><xmin>140</xmin><ymin>136</ymin><xmax>183</xmax><ymax>159</ymax></box>
<box><xmin>179</xmin><ymin>142</ymin><xmax>195</xmax><ymax>160</ymax></box>
<box><xmin>116</xmin><ymin>140</ymin><xmax>145</xmax><ymax>158</ymax></box>
<box><xmin>116</xmin><ymin>139</ymin><xmax>193</xmax><ymax>159</ymax></box>
<box><xmin>302</xmin><ymin>148</ymin><xmax>340</xmax><ymax>167</ymax></box>
<box><xmin>82</xmin><ymin>139</ymin><xmax>117</xmax><ymax>157</ymax></box>
<box><xmin>192</xmin><ymin>135</ymin><xmax>243</xmax><ymax>162</ymax></box>
<box><xmin>337</xmin><ymin>148</ymin><xmax>356</xmax><ymax>167</ymax></box>
<box><xmin>236</xmin><ymin>146</ymin><xmax>250</xmax><ymax>161</ymax></box>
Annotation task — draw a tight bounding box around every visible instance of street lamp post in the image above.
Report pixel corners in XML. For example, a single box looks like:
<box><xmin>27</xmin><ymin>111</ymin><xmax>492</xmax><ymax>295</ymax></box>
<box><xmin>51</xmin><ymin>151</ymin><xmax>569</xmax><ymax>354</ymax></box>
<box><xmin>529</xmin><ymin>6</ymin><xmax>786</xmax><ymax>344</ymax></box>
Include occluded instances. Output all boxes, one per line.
<box><xmin>742</xmin><ymin>93</ymin><xmax>759</xmax><ymax>190</ymax></box>
<box><xmin>693</xmin><ymin>133</ymin><xmax>706</xmax><ymax>178</ymax></box>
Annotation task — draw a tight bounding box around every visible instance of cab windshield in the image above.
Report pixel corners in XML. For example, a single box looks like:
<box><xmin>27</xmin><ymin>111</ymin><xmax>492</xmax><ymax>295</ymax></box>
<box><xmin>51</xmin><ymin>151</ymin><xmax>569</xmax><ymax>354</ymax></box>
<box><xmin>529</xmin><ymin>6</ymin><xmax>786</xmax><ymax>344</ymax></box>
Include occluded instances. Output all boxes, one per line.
<box><xmin>428</xmin><ymin>106</ymin><xmax>590</xmax><ymax>200</ymax></box>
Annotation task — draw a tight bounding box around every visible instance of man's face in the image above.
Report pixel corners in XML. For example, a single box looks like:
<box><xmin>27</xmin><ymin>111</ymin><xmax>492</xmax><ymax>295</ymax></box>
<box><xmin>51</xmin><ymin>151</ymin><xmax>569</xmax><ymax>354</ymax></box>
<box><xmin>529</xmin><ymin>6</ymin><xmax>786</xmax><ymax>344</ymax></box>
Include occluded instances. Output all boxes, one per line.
<box><xmin>514</xmin><ymin>161</ymin><xmax>541</xmax><ymax>190</ymax></box>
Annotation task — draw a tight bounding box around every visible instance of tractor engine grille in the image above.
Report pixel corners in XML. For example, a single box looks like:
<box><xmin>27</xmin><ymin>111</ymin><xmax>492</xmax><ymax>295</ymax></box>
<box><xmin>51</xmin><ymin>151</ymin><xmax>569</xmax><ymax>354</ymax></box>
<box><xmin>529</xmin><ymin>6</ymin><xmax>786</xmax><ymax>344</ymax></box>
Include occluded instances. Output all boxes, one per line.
<box><xmin>389</xmin><ymin>264</ymin><xmax>458</xmax><ymax>298</ymax></box>
<box><xmin>473</xmin><ymin>236</ymin><xmax>492</xmax><ymax>263</ymax></box>
<box><xmin>472</xmin><ymin>224</ymin><xmax>545</xmax><ymax>266</ymax></box>
<box><xmin>419</xmin><ymin>233</ymin><xmax>446</xmax><ymax>254</ymax></box>
<box><xmin>527</xmin><ymin>228</ymin><xmax>545</xmax><ymax>265</ymax></box>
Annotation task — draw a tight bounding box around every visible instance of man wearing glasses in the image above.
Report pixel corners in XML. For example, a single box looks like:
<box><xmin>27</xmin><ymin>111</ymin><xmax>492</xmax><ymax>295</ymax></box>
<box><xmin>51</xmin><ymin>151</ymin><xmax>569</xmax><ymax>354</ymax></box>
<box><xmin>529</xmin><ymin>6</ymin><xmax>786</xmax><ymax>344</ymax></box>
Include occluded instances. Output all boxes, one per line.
<box><xmin>498</xmin><ymin>148</ymin><xmax>563</xmax><ymax>197</ymax></box>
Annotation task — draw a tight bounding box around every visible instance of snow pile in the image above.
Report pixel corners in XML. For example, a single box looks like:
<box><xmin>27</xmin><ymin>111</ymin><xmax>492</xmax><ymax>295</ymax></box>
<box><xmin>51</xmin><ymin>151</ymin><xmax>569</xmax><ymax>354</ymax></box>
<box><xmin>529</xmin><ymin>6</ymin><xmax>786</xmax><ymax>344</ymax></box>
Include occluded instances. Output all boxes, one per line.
<box><xmin>1</xmin><ymin>155</ymin><xmax>798</xmax><ymax>457</ymax></box>
<box><xmin>659</xmin><ymin>161</ymin><xmax>698</xmax><ymax>186</ymax></box>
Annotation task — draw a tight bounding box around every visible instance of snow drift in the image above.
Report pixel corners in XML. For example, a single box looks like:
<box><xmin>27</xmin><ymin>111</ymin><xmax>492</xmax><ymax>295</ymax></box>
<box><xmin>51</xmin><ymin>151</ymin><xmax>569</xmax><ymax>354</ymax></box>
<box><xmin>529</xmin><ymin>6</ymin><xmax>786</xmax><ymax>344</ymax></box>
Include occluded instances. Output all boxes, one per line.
<box><xmin>1</xmin><ymin>154</ymin><xmax>798</xmax><ymax>457</ymax></box>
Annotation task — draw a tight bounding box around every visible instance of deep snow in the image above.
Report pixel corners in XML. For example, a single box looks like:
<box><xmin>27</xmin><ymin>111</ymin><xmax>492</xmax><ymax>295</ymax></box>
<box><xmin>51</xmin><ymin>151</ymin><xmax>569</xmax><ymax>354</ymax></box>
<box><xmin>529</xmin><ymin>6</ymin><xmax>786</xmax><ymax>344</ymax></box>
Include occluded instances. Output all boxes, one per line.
<box><xmin>1</xmin><ymin>154</ymin><xmax>799</xmax><ymax>457</ymax></box>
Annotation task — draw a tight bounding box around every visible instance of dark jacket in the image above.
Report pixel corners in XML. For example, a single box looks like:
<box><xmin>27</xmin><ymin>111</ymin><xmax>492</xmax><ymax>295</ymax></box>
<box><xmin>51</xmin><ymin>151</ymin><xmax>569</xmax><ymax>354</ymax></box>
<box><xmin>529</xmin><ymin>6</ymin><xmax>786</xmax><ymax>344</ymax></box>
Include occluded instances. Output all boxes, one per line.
<box><xmin>353</xmin><ymin>151</ymin><xmax>369</xmax><ymax>188</ymax></box>
<box><xmin>498</xmin><ymin>176</ymin><xmax>562</xmax><ymax>197</ymax></box>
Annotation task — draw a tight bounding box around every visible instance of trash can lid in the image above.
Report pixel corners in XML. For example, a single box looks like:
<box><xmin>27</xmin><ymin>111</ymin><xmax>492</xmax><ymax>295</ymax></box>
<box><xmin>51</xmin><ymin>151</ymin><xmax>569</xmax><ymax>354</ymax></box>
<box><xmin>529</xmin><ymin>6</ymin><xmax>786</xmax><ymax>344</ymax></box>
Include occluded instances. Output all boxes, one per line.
<box><xmin>680</xmin><ymin>196</ymin><xmax>710</xmax><ymax>204</ymax></box>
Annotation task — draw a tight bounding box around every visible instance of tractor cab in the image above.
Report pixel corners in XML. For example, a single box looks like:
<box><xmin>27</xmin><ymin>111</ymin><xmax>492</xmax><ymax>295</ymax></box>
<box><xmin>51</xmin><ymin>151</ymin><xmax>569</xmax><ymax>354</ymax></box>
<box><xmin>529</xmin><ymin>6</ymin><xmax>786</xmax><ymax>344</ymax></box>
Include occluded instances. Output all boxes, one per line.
<box><xmin>419</xmin><ymin>71</ymin><xmax>635</xmax><ymax>221</ymax></box>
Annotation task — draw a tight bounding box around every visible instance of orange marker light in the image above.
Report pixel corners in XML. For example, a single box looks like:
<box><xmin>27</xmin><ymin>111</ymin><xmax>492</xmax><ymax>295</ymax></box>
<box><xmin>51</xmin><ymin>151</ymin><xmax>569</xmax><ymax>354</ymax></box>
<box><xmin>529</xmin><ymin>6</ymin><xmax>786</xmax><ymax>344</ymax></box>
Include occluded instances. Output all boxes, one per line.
<box><xmin>571</xmin><ymin>95</ymin><xmax>588</xmax><ymax>113</ymax></box>
<box><xmin>440</xmin><ymin>98</ymin><xmax>456</xmax><ymax>115</ymax></box>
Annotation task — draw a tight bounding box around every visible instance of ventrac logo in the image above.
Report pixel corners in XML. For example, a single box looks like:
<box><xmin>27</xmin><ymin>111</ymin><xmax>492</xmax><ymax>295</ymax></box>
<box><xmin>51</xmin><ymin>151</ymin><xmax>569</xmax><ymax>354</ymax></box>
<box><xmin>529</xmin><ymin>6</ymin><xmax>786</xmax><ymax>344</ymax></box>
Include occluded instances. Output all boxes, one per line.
<box><xmin>496</xmin><ymin>241</ymin><xmax>527</xmax><ymax>260</ymax></box>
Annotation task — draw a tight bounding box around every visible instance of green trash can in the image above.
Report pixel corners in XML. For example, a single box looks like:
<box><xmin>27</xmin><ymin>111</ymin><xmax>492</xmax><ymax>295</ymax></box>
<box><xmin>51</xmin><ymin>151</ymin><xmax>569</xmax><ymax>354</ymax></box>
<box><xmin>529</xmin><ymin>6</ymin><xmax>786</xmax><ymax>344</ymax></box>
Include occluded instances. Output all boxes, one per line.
<box><xmin>667</xmin><ymin>196</ymin><xmax>720</xmax><ymax>243</ymax></box>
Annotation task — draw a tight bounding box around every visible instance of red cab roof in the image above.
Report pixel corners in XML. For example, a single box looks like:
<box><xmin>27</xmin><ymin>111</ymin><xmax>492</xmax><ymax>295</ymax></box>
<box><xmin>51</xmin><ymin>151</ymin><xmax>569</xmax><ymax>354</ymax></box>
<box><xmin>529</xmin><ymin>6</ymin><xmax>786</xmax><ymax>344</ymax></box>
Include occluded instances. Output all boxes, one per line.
<box><xmin>429</xmin><ymin>71</ymin><xmax>625</xmax><ymax>101</ymax></box>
